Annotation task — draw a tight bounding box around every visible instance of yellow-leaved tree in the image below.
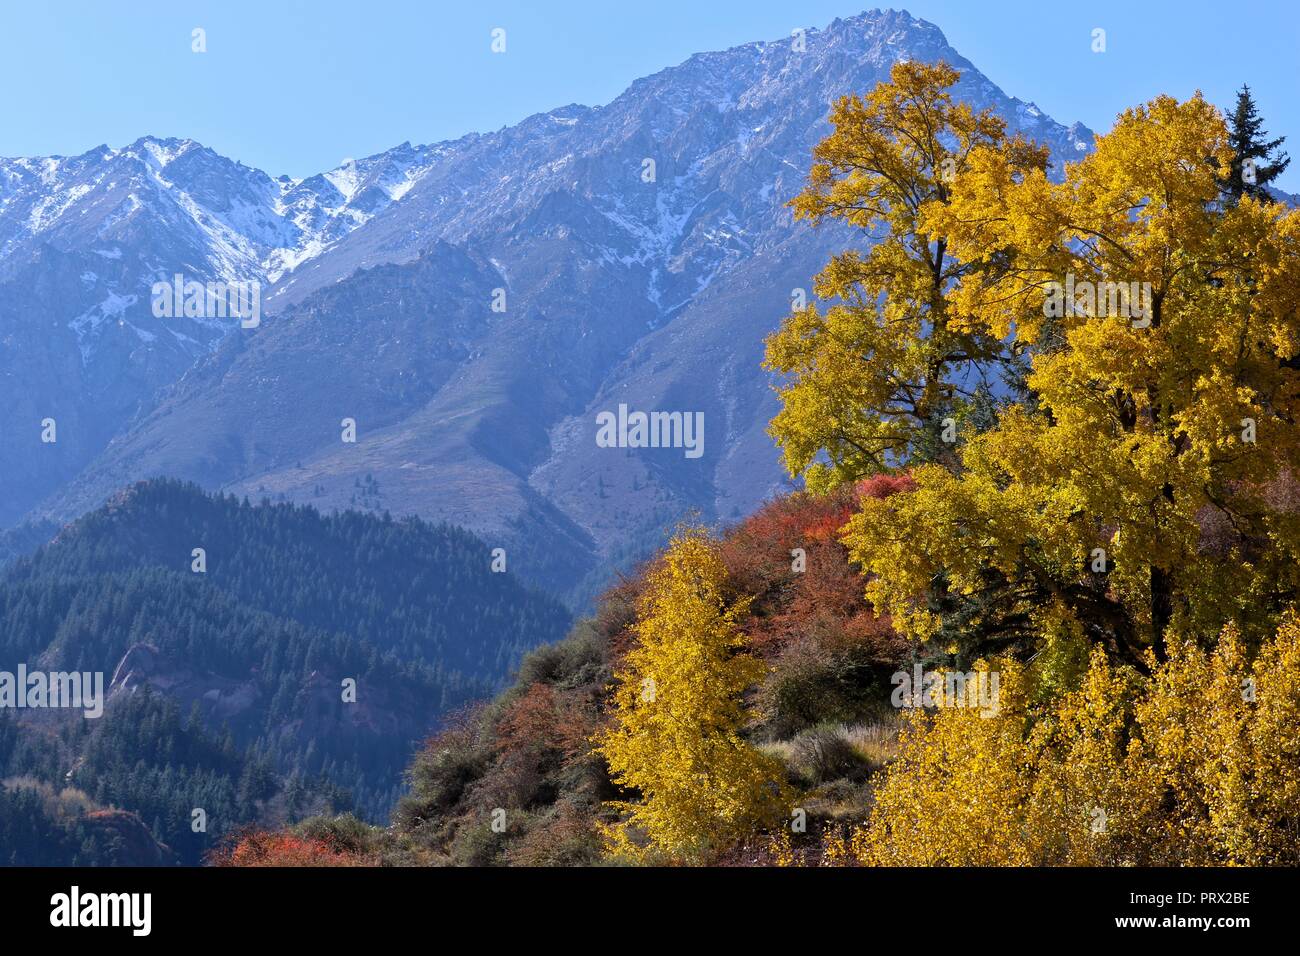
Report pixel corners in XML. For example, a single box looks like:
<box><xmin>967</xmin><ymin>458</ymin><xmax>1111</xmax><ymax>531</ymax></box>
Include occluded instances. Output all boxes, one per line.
<box><xmin>595</xmin><ymin>528</ymin><xmax>788</xmax><ymax>863</ymax></box>
<box><xmin>766</xmin><ymin>60</ymin><xmax>1047</xmax><ymax>489</ymax></box>
<box><xmin>767</xmin><ymin>61</ymin><xmax>1300</xmax><ymax>663</ymax></box>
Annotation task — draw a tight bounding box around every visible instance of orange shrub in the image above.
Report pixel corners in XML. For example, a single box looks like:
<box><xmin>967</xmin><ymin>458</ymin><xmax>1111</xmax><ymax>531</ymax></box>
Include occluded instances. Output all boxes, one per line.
<box><xmin>210</xmin><ymin>829</ymin><xmax>377</xmax><ymax>867</ymax></box>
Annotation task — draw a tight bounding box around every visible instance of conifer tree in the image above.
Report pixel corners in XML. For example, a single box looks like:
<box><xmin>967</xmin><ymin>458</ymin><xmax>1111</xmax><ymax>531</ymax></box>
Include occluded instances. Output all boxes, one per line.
<box><xmin>1219</xmin><ymin>84</ymin><xmax>1290</xmax><ymax>205</ymax></box>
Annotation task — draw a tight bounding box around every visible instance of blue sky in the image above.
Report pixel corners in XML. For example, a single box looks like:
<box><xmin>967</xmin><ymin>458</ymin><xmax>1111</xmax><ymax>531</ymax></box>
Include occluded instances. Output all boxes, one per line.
<box><xmin>1</xmin><ymin>1</ymin><xmax>1296</xmax><ymax>190</ymax></box>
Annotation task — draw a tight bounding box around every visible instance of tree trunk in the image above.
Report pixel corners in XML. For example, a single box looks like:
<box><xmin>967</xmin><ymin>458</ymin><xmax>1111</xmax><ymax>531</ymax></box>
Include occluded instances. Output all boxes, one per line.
<box><xmin>1150</xmin><ymin>565</ymin><xmax>1172</xmax><ymax>663</ymax></box>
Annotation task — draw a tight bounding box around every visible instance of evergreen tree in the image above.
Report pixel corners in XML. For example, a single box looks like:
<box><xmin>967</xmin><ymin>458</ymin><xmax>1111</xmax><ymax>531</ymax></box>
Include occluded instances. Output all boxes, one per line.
<box><xmin>1219</xmin><ymin>84</ymin><xmax>1291</xmax><ymax>205</ymax></box>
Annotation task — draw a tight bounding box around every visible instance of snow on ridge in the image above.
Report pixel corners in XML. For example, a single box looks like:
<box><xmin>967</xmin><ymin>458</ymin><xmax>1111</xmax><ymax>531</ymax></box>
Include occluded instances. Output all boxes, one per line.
<box><xmin>68</xmin><ymin>291</ymin><xmax>140</xmax><ymax>362</ymax></box>
<box><xmin>137</xmin><ymin>137</ymin><xmax>198</xmax><ymax>169</ymax></box>
<box><xmin>323</xmin><ymin>160</ymin><xmax>362</xmax><ymax>201</ymax></box>
<box><xmin>0</xmin><ymin>136</ymin><xmax>445</xmax><ymax>289</ymax></box>
<box><xmin>0</xmin><ymin>7</ymin><xmax>1096</xmax><ymax>354</ymax></box>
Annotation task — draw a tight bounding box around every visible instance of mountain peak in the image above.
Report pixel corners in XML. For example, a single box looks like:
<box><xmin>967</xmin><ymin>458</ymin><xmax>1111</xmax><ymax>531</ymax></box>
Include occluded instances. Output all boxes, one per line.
<box><xmin>5</xmin><ymin>9</ymin><xmax>1096</xmax><ymax>573</ymax></box>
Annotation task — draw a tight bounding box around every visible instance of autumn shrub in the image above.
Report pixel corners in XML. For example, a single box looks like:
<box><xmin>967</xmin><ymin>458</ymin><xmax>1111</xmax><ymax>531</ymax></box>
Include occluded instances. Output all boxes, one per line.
<box><xmin>828</xmin><ymin>614</ymin><xmax>1300</xmax><ymax>866</ymax></box>
<box><xmin>719</xmin><ymin>485</ymin><xmax>908</xmax><ymax>737</ymax></box>
<box><xmin>375</xmin><ymin>578</ymin><xmax>634</xmax><ymax>865</ymax></box>
<box><xmin>293</xmin><ymin>813</ymin><xmax>380</xmax><ymax>857</ymax></box>
<box><xmin>503</xmin><ymin>800</ymin><xmax>605</xmax><ymax>866</ymax></box>
<box><xmin>1137</xmin><ymin>619</ymin><xmax>1300</xmax><ymax>864</ymax></box>
<box><xmin>760</xmin><ymin>630</ymin><xmax>901</xmax><ymax>737</ymax></box>
<box><xmin>211</xmin><ymin>827</ymin><xmax>378</xmax><ymax>867</ymax></box>
<box><xmin>495</xmin><ymin>682</ymin><xmax>590</xmax><ymax>762</ymax></box>
<box><xmin>515</xmin><ymin>622</ymin><xmax>606</xmax><ymax>690</ymax></box>
<box><xmin>444</xmin><ymin>813</ymin><xmax>509</xmax><ymax>866</ymax></box>
<box><xmin>393</xmin><ymin>709</ymin><xmax>492</xmax><ymax>831</ymax></box>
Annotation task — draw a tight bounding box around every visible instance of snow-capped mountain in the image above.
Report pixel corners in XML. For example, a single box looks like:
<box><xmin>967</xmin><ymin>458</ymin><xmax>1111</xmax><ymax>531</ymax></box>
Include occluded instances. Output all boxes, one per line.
<box><xmin>5</xmin><ymin>10</ymin><xmax>1095</xmax><ymax>599</ymax></box>
<box><xmin>0</xmin><ymin>135</ymin><xmax>444</xmax><ymax>524</ymax></box>
<box><xmin>0</xmin><ymin>134</ymin><xmax>444</xmax><ymax>336</ymax></box>
<box><xmin>264</xmin><ymin>13</ymin><xmax>1091</xmax><ymax>313</ymax></box>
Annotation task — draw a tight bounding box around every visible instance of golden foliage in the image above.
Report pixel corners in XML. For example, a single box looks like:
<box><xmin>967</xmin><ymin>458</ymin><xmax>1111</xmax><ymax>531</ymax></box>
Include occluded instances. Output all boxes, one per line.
<box><xmin>765</xmin><ymin>61</ymin><xmax>1047</xmax><ymax>490</ymax></box>
<box><xmin>834</xmin><ymin>614</ymin><xmax>1300</xmax><ymax>866</ymax></box>
<box><xmin>595</xmin><ymin>528</ymin><xmax>790</xmax><ymax>863</ymax></box>
<box><xmin>768</xmin><ymin>60</ymin><xmax>1300</xmax><ymax>656</ymax></box>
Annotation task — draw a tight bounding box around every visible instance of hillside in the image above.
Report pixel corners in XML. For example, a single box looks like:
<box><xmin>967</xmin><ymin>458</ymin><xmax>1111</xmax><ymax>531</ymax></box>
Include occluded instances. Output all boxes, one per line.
<box><xmin>218</xmin><ymin>484</ymin><xmax>913</xmax><ymax>865</ymax></box>
<box><xmin>385</xmin><ymin>484</ymin><xmax>913</xmax><ymax>866</ymax></box>
<box><xmin>0</xmin><ymin>480</ymin><xmax>570</xmax><ymax>862</ymax></box>
<box><xmin>0</xmin><ymin>772</ymin><xmax>178</xmax><ymax>866</ymax></box>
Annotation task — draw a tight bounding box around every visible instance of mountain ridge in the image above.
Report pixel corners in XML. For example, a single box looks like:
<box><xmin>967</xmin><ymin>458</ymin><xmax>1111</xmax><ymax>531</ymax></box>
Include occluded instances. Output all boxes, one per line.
<box><xmin>3</xmin><ymin>9</ymin><xmax>1095</xmax><ymax>601</ymax></box>
<box><xmin>0</xmin><ymin>478</ymin><xmax>572</xmax><ymax>858</ymax></box>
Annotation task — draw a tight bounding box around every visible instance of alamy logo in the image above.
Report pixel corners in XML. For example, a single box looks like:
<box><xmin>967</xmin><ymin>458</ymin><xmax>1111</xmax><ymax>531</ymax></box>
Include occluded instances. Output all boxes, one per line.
<box><xmin>151</xmin><ymin>273</ymin><xmax>260</xmax><ymax>328</ymax></box>
<box><xmin>50</xmin><ymin>886</ymin><xmax>151</xmax><ymax>936</ymax></box>
<box><xmin>596</xmin><ymin>403</ymin><xmax>704</xmax><ymax>459</ymax></box>
<box><xmin>1043</xmin><ymin>272</ymin><xmax>1152</xmax><ymax>328</ymax></box>
<box><xmin>0</xmin><ymin>665</ymin><xmax>104</xmax><ymax>718</ymax></box>
<box><xmin>890</xmin><ymin>664</ymin><xmax>1000</xmax><ymax>717</ymax></box>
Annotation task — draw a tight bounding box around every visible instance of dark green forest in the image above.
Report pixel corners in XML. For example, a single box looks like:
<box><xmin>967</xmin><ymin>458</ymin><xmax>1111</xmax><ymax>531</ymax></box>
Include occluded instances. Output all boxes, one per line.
<box><xmin>0</xmin><ymin>480</ymin><xmax>570</xmax><ymax>864</ymax></box>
